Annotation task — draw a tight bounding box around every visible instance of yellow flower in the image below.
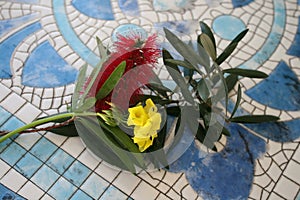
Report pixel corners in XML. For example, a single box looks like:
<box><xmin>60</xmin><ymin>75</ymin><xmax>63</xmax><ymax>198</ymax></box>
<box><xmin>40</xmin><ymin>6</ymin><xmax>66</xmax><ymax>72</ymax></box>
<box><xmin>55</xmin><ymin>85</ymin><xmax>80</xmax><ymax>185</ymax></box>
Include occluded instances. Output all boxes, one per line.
<box><xmin>127</xmin><ymin>99</ymin><xmax>162</xmax><ymax>152</ymax></box>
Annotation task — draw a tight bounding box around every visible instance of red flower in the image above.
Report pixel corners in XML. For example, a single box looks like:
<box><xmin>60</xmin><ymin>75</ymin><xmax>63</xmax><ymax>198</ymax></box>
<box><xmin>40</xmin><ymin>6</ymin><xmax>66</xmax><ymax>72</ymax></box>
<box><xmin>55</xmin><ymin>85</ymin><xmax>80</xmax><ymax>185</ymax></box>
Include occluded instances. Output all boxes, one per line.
<box><xmin>89</xmin><ymin>32</ymin><xmax>161</xmax><ymax>112</ymax></box>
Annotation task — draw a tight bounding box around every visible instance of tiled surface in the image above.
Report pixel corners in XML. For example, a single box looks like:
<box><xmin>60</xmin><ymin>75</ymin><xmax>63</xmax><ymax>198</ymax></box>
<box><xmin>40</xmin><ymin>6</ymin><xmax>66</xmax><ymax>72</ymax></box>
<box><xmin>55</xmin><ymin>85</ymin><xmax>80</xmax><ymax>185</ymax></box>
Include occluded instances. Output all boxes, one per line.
<box><xmin>0</xmin><ymin>0</ymin><xmax>299</xmax><ymax>199</ymax></box>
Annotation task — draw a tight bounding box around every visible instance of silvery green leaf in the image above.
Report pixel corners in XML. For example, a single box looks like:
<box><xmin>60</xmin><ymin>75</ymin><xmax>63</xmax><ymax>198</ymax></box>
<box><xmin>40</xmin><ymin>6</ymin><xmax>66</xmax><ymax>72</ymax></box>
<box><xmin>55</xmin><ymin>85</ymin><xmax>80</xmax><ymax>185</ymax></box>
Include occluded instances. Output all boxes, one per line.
<box><xmin>199</xmin><ymin>33</ymin><xmax>217</xmax><ymax>61</ymax></box>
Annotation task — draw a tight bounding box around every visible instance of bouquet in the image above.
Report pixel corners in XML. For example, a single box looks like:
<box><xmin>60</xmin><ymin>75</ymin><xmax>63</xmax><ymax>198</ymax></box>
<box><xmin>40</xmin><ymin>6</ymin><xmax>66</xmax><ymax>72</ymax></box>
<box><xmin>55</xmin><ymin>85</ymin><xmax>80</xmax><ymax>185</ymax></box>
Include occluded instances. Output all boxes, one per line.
<box><xmin>0</xmin><ymin>22</ymin><xmax>279</xmax><ymax>173</ymax></box>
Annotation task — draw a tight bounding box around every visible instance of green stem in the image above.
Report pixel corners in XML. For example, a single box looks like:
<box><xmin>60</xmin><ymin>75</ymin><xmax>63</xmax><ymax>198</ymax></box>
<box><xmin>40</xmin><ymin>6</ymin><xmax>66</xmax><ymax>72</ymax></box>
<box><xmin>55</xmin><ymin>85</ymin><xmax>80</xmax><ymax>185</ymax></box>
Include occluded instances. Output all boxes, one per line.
<box><xmin>0</xmin><ymin>112</ymin><xmax>76</xmax><ymax>143</ymax></box>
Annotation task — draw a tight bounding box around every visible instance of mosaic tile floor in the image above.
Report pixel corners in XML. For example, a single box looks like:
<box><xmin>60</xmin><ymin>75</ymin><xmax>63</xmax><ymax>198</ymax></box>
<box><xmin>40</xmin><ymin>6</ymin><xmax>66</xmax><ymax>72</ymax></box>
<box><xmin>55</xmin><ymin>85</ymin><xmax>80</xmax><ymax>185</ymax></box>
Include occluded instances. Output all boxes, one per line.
<box><xmin>0</xmin><ymin>0</ymin><xmax>300</xmax><ymax>199</ymax></box>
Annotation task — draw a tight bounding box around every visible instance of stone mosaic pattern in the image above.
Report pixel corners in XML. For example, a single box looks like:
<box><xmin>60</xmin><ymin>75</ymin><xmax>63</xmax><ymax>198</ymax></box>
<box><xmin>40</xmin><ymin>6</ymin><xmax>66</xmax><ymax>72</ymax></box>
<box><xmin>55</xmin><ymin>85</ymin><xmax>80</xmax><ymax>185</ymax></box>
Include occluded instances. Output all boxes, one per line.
<box><xmin>0</xmin><ymin>0</ymin><xmax>300</xmax><ymax>199</ymax></box>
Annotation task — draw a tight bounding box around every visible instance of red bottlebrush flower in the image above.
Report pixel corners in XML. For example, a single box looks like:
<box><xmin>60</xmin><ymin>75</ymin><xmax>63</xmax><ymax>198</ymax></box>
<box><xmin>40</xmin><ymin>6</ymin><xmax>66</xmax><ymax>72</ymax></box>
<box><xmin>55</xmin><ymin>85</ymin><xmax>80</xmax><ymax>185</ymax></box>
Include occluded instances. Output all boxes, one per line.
<box><xmin>89</xmin><ymin>32</ymin><xmax>161</xmax><ymax>113</ymax></box>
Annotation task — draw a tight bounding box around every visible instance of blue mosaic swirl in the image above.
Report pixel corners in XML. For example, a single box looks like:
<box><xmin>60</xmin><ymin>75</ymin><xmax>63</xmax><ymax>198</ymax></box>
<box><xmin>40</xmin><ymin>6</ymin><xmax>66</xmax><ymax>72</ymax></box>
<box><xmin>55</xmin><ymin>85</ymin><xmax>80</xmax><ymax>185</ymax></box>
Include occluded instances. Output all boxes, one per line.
<box><xmin>22</xmin><ymin>41</ymin><xmax>78</xmax><ymax>87</ymax></box>
<box><xmin>231</xmin><ymin>0</ymin><xmax>254</xmax><ymax>8</ymax></box>
<box><xmin>246</xmin><ymin>61</ymin><xmax>300</xmax><ymax>111</ymax></box>
<box><xmin>169</xmin><ymin>123</ymin><xmax>266</xmax><ymax>200</ymax></box>
<box><xmin>287</xmin><ymin>16</ymin><xmax>300</xmax><ymax>57</ymax></box>
<box><xmin>118</xmin><ymin>0</ymin><xmax>139</xmax><ymax>16</ymax></box>
<box><xmin>0</xmin><ymin>22</ymin><xmax>41</xmax><ymax>79</ymax></box>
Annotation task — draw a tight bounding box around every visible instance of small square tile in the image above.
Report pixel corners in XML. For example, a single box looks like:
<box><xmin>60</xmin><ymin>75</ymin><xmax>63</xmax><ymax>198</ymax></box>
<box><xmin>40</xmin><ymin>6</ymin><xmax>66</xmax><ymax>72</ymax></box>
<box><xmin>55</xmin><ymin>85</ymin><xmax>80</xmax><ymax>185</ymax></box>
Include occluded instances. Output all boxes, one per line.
<box><xmin>0</xmin><ymin>168</ymin><xmax>27</xmax><ymax>192</ymax></box>
<box><xmin>30</xmin><ymin>137</ymin><xmax>57</xmax><ymax>162</ymax></box>
<box><xmin>63</xmin><ymin>160</ymin><xmax>91</xmax><ymax>187</ymax></box>
<box><xmin>70</xmin><ymin>190</ymin><xmax>93</xmax><ymax>200</ymax></box>
<box><xmin>284</xmin><ymin>160</ymin><xmax>300</xmax><ymax>184</ymax></box>
<box><xmin>99</xmin><ymin>185</ymin><xmax>128</xmax><ymax>200</ymax></box>
<box><xmin>0</xmin><ymin>159</ymin><xmax>10</xmax><ymax>178</ymax></box>
<box><xmin>1</xmin><ymin>116</ymin><xmax>25</xmax><ymax>131</ymax></box>
<box><xmin>77</xmin><ymin>149</ymin><xmax>100</xmax><ymax>170</ymax></box>
<box><xmin>81</xmin><ymin>173</ymin><xmax>109</xmax><ymax>199</ymax></box>
<box><xmin>48</xmin><ymin>177</ymin><xmax>77</xmax><ymax>200</ymax></box>
<box><xmin>0</xmin><ymin>106</ymin><xmax>11</xmax><ymax>125</ymax></box>
<box><xmin>15</xmin><ymin>132</ymin><xmax>41</xmax><ymax>150</ymax></box>
<box><xmin>18</xmin><ymin>181</ymin><xmax>44</xmax><ymax>200</ymax></box>
<box><xmin>61</xmin><ymin>137</ymin><xmax>85</xmax><ymax>158</ymax></box>
<box><xmin>15</xmin><ymin>153</ymin><xmax>42</xmax><ymax>178</ymax></box>
<box><xmin>274</xmin><ymin>176</ymin><xmax>298</xmax><ymax>199</ymax></box>
<box><xmin>46</xmin><ymin>148</ymin><xmax>74</xmax><ymax>174</ymax></box>
<box><xmin>0</xmin><ymin>93</ymin><xmax>26</xmax><ymax>114</ymax></box>
<box><xmin>0</xmin><ymin>142</ymin><xmax>26</xmax><ymax>166</ymax></box>
<box><xmin>112</xmin><ymin>171</ymin><xmax>141</xmax><ymax>196</ymax></box>
<box><xmin>95</xmin><ymin>162</ymin><xmax>120</xmax><ymax>182</ymax></box>
<box><xmin>31</xmin><ymin>165</ymin><xmax>60</xmax><ymax>191</ymax></box>
<box><xmin>0</xmin><ymin>138</ymin><xmax>12</xmax><ymax>153</ymax></box>
<box><xmin>14</xmin><ymin>102</ymin><xmax>41</xmax><ymax>124</ymax></box>
<box><xmin>131</xmin><ymin>181</ymin><xmax>160</xmax><ymax>200</ymax></box>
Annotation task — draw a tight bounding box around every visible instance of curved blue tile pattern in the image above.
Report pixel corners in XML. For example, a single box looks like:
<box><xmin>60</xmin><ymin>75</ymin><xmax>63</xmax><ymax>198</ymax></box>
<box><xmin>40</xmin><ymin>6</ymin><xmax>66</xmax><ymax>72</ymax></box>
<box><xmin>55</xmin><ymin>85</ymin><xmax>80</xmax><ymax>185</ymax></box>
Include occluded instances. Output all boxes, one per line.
<box><xmin>0</xmin><ymin>22</ymin><xmax>41</xmax><ymax>79</ymax></box>
<box><xmin>245</xmin><ymin>61</ymin><xmax>300</xmax><ymax>111</ymax></box>
<box><xmin>53</xmin><ymin>0</ymin><xmax>100</xmax><ymax>67</ymax></box>
<box><xmin>169</xmin><ymin>123</ymin><xmax>266</xmax><ymax>200</ymax></box>
<box><xmin>0</xmin><ymin>184</ymin><xmax>25</xmax><ymax>200</ymax></box>
<box><xmin>22</xmin><ymin>41</ymin><xmax>78</xmax><ymax>87</ymax></box>
<box><xmin>71</xmin><ymin>0</ymin><xmax>114</xmax><ymax>20</ymax></box>
<box><xmin>287</xmin><ymin>16</ymin><xmax>300</xmax><ymax>57</ymax></box>
<box><xmin>112</xmin><ymin>24</ymin><xmax>147</xmax><ymax>42</ymax></box>
<box><xmin>154</xmin><ymin>20</ymin><xmax>198</xmax><ymax>34</ymax></box>
<box><xmin>212</xmin><ymin>15</ymin><xmax>246</xmax><ymax>40</ymax></box>
<box><xmin>118</xmin><ymin>0</ymin><xmax>139</xmax><ymax>16</ymax></box>
<box><xmin>238</xmin><ymin>0</ymin><xmax>285</xmax><ymax>70</ymax></box>
<box><xmin>231</xmin><ymin>0</ymin><xmax>254</xmax><ymax>8</ymax></box>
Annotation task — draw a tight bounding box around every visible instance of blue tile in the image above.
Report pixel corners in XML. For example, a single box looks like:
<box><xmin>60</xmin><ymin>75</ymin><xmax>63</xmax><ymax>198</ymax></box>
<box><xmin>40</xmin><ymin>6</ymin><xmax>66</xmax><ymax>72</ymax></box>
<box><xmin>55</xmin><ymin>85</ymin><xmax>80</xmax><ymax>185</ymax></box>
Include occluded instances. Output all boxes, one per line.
<box><xmin>154</xmin><ymin>20</ymin><xmax>198</xmax><ymax>35</ymax></box>
<box><xmin>0</xmin><ymin>142</ymin><xmax>26</xmax><ymax>166</ymax></box>
<box><xmin>53</xmin><ymin>0</ymin><xmax>100</xmax><ymax>67</ymax></box>
<box><xmin>169</xmin><ymin>123</ymin><xmax>266</xmax><ymax>200</ymax></box>
<box><xmin>22</xmin><ymin>41</ymin><xmax>78</xmax><ymax>87</ymax></box>
<box><xmin>48</xmin><ymin>177</ymin><xmax>77</xmax><ymax>199</ymax></box>
<box><xmin>0</xmin><ymin>184</ymin><xmax>25</xmax><ymax>200</ymax></box>
<box><xmin>46</xmin><ymin>149</ymin><xmax>74</xmax><ymax>174</ymax></box>
<box><xmin>81</xmin><ymin>173</ymin><xmax>109</xmax><ymax>199</ymax></box>
<box><xmin>231</xmin><ymin>0</ymin><xmax>254</xmax><ymax>8</ymax></box>
<box><xmin>118</xmin><ymin>0</ymin><xmax>139</xmax><ymax>16</ymax></box>
<box><xmin>0</xmin><ymin>22</ymin><xmax>41</xmax><ymax>79</ymax></box>
<box><xmin>153</xmin><ymin>0</ymin><xmax>193</xmax><ymax>11</ymax></box>
<box><xmin>0</xmin><ymin>106</ymin><xmax>11</xmax><ymax>126</ymax></box>
<box><xmin>31</xmin><ymin>165</ymin><xmax>60</xmax><ymax>191</ymax></box>
<box><xmin>71</xmin><ymin>0</ymin><xmax>114</xmax><ymax>20</ymax></box>
<box><xmin>212</xmin><ymin>15</ymin><xmax>246</xmax><ymax>40</ymax></box>
<box><xmin>70</xmin><ymin>190</ymin><xmax>93</xmax><ymax>200</ymax></box>
<box><xmin>15</xmin><ymin>153</ymin><xmax>42</xmax><ymax>178</ymax></box>
<box><xmin>100</xmin><ymin>185</ymin><xmax>127</xmax><ymax>200</ymax></box>
<box><xmin>287</xmin><ymin>16</ymin><xmax>300</xmax><ymax>57</ymax></box>
<box><xmin>1</xmin><ymin>116</ymin><xmax>25</xmax><ymax>131</ymax></box>
<box><xmin>30</xmin><ymin>137</ymin><xmax>57</xmax><ymax>162</ymax></box>
<box><xmin>0</xmin><ymin>138</ymin><xmax>12</xmax><ymax>153</ymax></box>
<box><xmin>63</xmin><ymin>160</ymin><xmax>91</xmax><ymax>187</ymax></box>
<box><xmin>245</xmin><ymin>61</ymin><xmax>300</xmax><ymax>111</ymax></box>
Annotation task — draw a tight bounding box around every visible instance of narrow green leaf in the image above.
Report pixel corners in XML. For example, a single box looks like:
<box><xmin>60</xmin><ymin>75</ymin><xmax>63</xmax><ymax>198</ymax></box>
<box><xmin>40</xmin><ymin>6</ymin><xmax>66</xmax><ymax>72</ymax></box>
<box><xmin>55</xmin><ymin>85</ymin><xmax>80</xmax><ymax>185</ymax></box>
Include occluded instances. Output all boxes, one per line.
<box><xmin>165</xmin><ymin>59</ymin><xmax>194</xmax><ymax>70</ymax></box>
<box><xmin>96</xmin><ymin>36</ymin><xmax>108</xmax><ymax>59</ymax></box>
<box><xmin>216</xmin><ymin>29</ymin><xmax>248</xmax><ymax>65</ymax></box>
<box><xmin>147</xmin><ymin>82</ymin><xmax>172</xmax><ymax>98</ymax></box>
<box><xmin>222</xmin><ymin>126</ymin><xmax>231</xmax><ymax>136</ymax></box>
<box><xmin>75</xmin><ymin>97</ymin><xmax>97</xmax><ymax>112</ymax></box>
<box><xmin>230</xmin><ymin>115</ymin><xmax>280</xmax><ymax>123</ymax></box>
<box><xmin>72</xmin><ymin>63</ymin><xmax>88</xmax><ymax>110</ymax></box>
<box><xmin>197</xmin><ymin>79</ymin><xmax>211</xmax><ymax>102</ymax></box>
<box><xmin>223</xmin><ymin>68</ymin><xmax>268</xmax><ymax>79</ymax></box>
<box><xmin>165</xmin><ymin>65</ymin><xmax>195</xmax><ymax>105</ymax></box>
<box><xmin>200</xmin><ymin>33</ymin><xmax>217</xmax><ymax>60</ymax></box>
<box><xmin>199</xmin><ymin>21</ymin><xmax>216</xmax><ymax>50</ymax></box>
<box><xmin>50</xmin><ymin>122</ymin><xmax>78</xmax><ymax>137</ymax></box>
<box><xmin>96</xmin><ymin>61</ymin><xmax>126</xmax><ymax>100</ymax></box>
<box><xmin>230</xmin><ymin>84</ymin><xmax>242</xmax><ymax>119</ymax></box>
<box><xmin>164</xmin><ymin>28</ymin><xmax>209</xmax><ymax>73</ymax></box>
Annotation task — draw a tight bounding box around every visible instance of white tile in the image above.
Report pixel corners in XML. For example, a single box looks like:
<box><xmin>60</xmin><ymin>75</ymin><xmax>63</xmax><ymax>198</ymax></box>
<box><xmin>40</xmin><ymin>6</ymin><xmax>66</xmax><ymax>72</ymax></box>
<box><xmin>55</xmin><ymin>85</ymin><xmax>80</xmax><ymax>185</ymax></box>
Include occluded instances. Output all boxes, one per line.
<box><xmin>156</xmin><ymin>193</ymin><xmax>172</xmax><ymax>200</ymax></box>
<box><xmin>156</xmin><ymin>182</ymin><xmax>170</xmax><ymax>193</ymax></box>
<box><xmin>0</xmin><ymin>159</ymin><xmax>10</xmax><ymax>179</ymax></box>
<box><xmin>131</xmin><ymin>181</ymin><xmax>160</xmax><ymax>200</ymax></box>
<box><xmin>249</xmin><ymin>184</ymin><xmax>263</xmax><ymax>200</ymax></box>
<box><xmin>268</xmin><ymin>192</ymin><xmax>283</xmax><ymax>200</ymax></box>
<box><xmin>40</xmin><ymin>194</ymin><xmax>55</xmax><ymax>200</ymax></box>
<box><xmin>61</xmin><ymin>137</ymin><xmax>85</xmax><ymax>158</ymax></box>
<box><xmin>0</xmin><ymin>168</ymin><xmax>27</xmax><ymax>192</ymax></box>
<box><xmin>162</xmin><ymin>171</ymin><xmax>182</xmax><ymax>186</ymax></box>
<box><xmin>0</xmin><ymin>84</ymin><xmax>11</xmax><ymax>101</ymax></box>
<box><xmin>181</xmin><ymin>184</ymin><xmax>198</xmax><ymax>200</ymax></box>
<box><xmin>15</xmin><ymin>132</ymin><xmax>42</xmax><ymax>150</ymax></box>
<box><xmin>112</xmin><ymin>171</ymin><xmax>141</xmax><ymax>195</ymax></box>
<box><xmin>95</xmin><ymin>162</ymin><xmax>120</xmax><ymax>182</ymax></box>
<box><xmin>0</xmin><ymin>93</ymin><xmax>26</xmax><ymax>114</ymax></box>
<box><xmin>18</xmin><ymin>181</ymin><xmax>44</xmax><ymax>200</ymax></box>
<box><xmin>274</xmin><ymin>176</ymin><xmax>299</xmax><ymax>199</ymax></box>
<box><xmin>284</xmin><ymin>160</ymin><xmax>300</xmax><ymax>184</ymax></box>
<box><xmin>77</xmin><ymin>149</ymin><xmax>101</xmax><ymax>170</ymax></box>
<box><xmin>138</xmin><ymin>172</ymin><xmax>160</xmax><ymax>187</ymax></box>
<box><xmin>14</xmin><ymin>103</ymin><xmax>42</xmax><ymax>124</ymax></box>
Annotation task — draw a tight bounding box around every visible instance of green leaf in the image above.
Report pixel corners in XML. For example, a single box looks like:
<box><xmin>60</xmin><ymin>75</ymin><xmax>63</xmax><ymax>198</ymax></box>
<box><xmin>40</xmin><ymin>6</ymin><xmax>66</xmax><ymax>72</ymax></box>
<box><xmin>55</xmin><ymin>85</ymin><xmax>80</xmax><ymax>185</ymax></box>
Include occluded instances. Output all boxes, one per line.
<box><xmin>222</xmin><ymin>126</ymin><xmax>231</xmax><ymax>136</ymax></box>
<box><xmin>72</xmin><ymin>63</ymin><xmax>88</xmax><ymax>110</ymax></box>
<box><xmin>216</xmin><ymin>29</ymin><xmax>249</xmax><ymax>65</ymax></box>
<box><xmin>96</xmin><ymin>61</ymin><xmax>126</xmax><ymax>100</ymax></box>
<box><xmin>75</xmin><ymin>97</ymin><xmax>97</xmax><ymax>112</ymax></box>
<box><xmin>197</xmin><ymin>79</ymin><xmax>211</xmax><ymax>102</ymax></box>
<box><xmin>223</xmin><ymin>68</ymin><xmax>268</xmax><ymax>79</ymax></box>
<box><xmin>147</xmin><ymin>82</ymin><xmax>172</xmax><ymax>98</ymax></box>
<box><xmin>199</xmin><ymin>33</ymin><xmax>217</xmax><ymax>60</ymax></box>
<box><xmin>230</xmin><ymin>115</ymin><xmax>280</xmax><ymax>123</ymax></box>
<box><xmin>165</xmin><ymin>59</ymin><xmax>195</xmax><ymax>71</ymax></box>
<box><xmin>165</xmin><ymin>65</ymin><xmax>195</xmax><ymax>105</ymax></box>
<box><xmin>50</xmin><ymin>122</ymin><xmax>78</xmax><ymax>137</ymax></box>
<box><xmin>164</xmin><ymin>28</ymin><xmax>209</xmax><ymax>73</ymax></box>
<box><xmin>230</xmin><ymin>84</ymin><xmax>242</xmax><ymax>119</ymax></box>
<box><xmin>199</xmin><ymin>21</ymin><xmax>216</xmax><ymax>50</ymax></box>
<box><xmin>96</xmin><ymin>36</ymin><xmax>109</xmax><ymax>59</ymax></box>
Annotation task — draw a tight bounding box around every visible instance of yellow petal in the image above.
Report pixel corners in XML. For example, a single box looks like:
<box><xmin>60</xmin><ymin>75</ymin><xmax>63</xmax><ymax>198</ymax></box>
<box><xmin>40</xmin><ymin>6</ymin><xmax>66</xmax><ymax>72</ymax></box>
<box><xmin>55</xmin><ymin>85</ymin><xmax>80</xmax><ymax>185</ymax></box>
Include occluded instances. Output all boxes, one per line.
<box><xmin>144</xmin><ymin>98</ymin><xmax>157</xmax><ymax>116</ymax></box>
<box><xmin>127</xmin><ymin>105</ymin><xmax>148</xmax><ymax>126</ymax></box>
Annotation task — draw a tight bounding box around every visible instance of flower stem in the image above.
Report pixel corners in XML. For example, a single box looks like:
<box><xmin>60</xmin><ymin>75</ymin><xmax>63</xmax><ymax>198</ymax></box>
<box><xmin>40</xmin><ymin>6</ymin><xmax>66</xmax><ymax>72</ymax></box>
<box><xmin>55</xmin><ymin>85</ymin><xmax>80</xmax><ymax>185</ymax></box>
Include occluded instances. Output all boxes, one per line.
<box><xmin>0</xmin><ymin>112</ymin><xmax>76</xmax><ymax>143</ymax></box>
